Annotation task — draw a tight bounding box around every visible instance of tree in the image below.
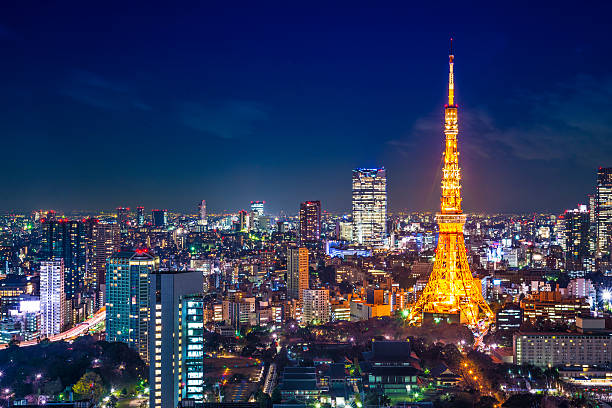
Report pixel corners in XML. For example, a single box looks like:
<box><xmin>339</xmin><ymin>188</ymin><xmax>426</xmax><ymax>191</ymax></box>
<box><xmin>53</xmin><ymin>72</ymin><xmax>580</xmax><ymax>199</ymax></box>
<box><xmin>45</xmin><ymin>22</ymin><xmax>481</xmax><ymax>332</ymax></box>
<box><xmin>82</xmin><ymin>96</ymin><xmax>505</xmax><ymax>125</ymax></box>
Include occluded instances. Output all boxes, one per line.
<box><xmin>42</xmin><ymin>378</ymin><xmax>63</xmax><ymax>397</ymax></box>
<box><xmin>271</xmin><ymin>387</ymin><xmax>282</xmax><ymax>404</ymax></box>
<box><xmin>256</xmin><ymin>391</ymin><xmax>272</xmax><ymax>408</ymax></box>
<box><xmin>72</xmin><ymin>372</ymin><xmax>104</xmax><ymax>402</ymax></box>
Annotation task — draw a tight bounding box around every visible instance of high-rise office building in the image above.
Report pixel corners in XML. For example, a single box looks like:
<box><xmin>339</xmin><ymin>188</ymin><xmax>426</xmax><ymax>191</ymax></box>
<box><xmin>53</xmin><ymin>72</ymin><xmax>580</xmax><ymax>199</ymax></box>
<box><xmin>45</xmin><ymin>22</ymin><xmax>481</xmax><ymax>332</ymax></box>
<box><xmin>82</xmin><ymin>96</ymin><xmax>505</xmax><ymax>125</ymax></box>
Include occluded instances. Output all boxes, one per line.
<box><xmin>561</xmin><ymin>205</ymin><xmax>590</xmax><ymax>271</ymax></box>
<box><xmin>352</xmin><ymin>168</ymin><xmax>387</xmax><ymax>246</ymax></box>
<box><xmin>287</xmin><ymin>247</ymin><xmax>309</xmax><ymax>301</ymax></box>
<box><xmin>148</xmin><ymin>271</ymin><xmax>203</xmax><ymax>408</ymax></box>
<box><xmin>136</xmin><ymin>206</ymin><xmax>145</xmax><ymax>226</ymax></box>
<box><xmin>302</xmin><ymin>289</ymin><xmax>330</xmax><ymax>325</ymax></box>
<box><xmin>40</xmin><ymin>219</ymin><xmax>87</xmax><ymax>299</ymax></box>
<box><xmin>198</xmin><ymin>200</ymin><xmax>207</xmax><ymax>226</ymax></box>
<box><xmin>91</xmin><ymin>223</ymin><xmax>121</xmax><ymax>288</ymax></box>
<box><xmin>238</xmin><ymin>210</ymin><xmax>249</xmax><ymax>232</ymax></box>
<box><xmin>152</xmin><ymin>209</ymin><xmax>168</xmax><ymax>227</ymax></box>
<box><xmin>250</xmin><ymin>201</ymin><xmax>265</xmax><ymax>216</ymax></box>
<box><xmin>595</xmin><ymin>167</ymin><xmax>612</xmax><ymax>258</ymax></box>
<box><xmin>299</xmin><ymin>201</ymin><xmax>321</xmax><ymax>243</ymax></box>
<box><xmin>40</xmin><ymin>259</ymin><xmax>65</xmax><ymax>336</ymax></box>
<box><xmin>106</xmin><ymin>250</ymin><xmax>159</xmax><ymax>361</ymax></box>
<box><xmin>82</xmin><ymin>217</ymin><xmax>99</xmax><ymax>287</ymax></box>
<box><xmin>116</xmin><ymin>207</ymin><xmax>130</xmax><ymax>232</ymax></box>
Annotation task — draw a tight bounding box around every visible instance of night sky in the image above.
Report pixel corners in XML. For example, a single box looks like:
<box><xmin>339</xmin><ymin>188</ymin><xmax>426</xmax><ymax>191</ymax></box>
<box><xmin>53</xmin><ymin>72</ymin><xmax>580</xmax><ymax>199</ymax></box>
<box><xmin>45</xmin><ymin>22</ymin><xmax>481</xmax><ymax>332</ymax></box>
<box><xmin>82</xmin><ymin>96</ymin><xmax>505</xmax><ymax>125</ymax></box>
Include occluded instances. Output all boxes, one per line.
<box><xmin>2</xmin><ymin>2</ymin><xmax>612</xmax><ymax>214</ymax></box>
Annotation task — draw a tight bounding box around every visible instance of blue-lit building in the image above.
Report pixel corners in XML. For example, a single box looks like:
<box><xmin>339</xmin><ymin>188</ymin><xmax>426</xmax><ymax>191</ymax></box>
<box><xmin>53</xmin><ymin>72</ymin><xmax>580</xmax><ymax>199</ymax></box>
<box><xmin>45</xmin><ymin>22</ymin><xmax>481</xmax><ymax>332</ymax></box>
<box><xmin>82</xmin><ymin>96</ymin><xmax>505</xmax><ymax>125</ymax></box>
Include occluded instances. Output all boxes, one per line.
<box><xmin>180</xmin><ymin>294</ymin><xmax>205</xmax><ymax>402</ymax></box>
<box><xmin>152</xmin><ymin>209</ymin><xmax>168</xmax><ymax>227</ymax></box>
<box><xmin>105</xmin><ymin>250</ymin><xmax>159</xmax><ymax>361</ymax></box>
<box><xmin>148</xmin><ymin>270</ymin><xmax>203</xmax><ymax>408</ymax></box>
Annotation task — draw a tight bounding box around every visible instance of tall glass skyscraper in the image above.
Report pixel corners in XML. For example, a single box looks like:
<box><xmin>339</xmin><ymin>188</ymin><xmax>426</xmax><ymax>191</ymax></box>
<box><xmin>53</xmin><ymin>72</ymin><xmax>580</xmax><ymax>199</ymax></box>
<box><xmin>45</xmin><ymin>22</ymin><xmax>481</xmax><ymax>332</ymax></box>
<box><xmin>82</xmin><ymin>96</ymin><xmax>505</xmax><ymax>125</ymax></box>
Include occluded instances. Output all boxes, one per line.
<box><xmin>40</xmin><ymin>259</ymin><xmax>65</xmax><ymax>336</ymax></box>
<box><xmin>596</xmin><ymin>167</ymin><xmax>612</xmax><ymax>258</ymax></box>
<box><xmin>352</xmin><ymin>168</ymin><xmax>387</xmax><ymax>247</ymax></box>
<box><xmin>105</xmin><ymin>250</ymin><xmax>159</xmax><ymax>361</ymax></box>
<box><xmin>561</xmin><ymin>206</ymin><xmax>590</xmax><ymax>271</ymax></box>
<box><xmin>250</xmin><ymin>200</ymin><xmax>265</xmax><ymax>216</ymax></box>
<box><xmin>40</xmin><ymin>219</ymin><xmax>87</xmax><ymax>299</ymax></box>
<box><xmin>152</xmin><ymin>209</ymin><xmax>168</xmax><ymax>227</ymax></box>
<box><xmin>198</xmin><ymin>200</ymin><xmax>207</xmax><ymax>226</ymax></box>
<box><xmin>136</xmin><ymin>206</ymin><xmax>145</xmax><ymax>226</ymax></box>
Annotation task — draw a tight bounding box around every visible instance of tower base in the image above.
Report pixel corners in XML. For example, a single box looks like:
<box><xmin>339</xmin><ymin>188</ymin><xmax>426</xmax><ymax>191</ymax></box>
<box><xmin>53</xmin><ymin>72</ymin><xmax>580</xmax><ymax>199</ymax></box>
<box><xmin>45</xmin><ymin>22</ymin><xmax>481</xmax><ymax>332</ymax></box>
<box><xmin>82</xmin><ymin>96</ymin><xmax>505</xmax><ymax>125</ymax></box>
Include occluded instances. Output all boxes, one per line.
<box><xmin>423</xmin><ymin>312</ymin><xmax>462</xmax><ymax>325</ymax></box>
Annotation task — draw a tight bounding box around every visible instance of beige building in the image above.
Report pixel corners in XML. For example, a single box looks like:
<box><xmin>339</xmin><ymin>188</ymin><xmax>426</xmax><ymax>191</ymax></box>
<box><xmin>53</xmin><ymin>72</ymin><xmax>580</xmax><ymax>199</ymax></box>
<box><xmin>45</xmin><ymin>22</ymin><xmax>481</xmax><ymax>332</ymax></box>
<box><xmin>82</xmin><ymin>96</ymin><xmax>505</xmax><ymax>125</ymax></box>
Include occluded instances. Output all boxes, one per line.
<box><xmin>302</xmin><ymin>289</ymin><xmax>330</xmax><ymax>325</ymax></box>
<box><xmin>514</xmin><ymin>331</ymin><xmax>612</xmax><ymax>367</ymax></box>
<box><xmin>288</xmin><ymin>247</ymin><xmax>309</xmax><ymax>300</ymax></box>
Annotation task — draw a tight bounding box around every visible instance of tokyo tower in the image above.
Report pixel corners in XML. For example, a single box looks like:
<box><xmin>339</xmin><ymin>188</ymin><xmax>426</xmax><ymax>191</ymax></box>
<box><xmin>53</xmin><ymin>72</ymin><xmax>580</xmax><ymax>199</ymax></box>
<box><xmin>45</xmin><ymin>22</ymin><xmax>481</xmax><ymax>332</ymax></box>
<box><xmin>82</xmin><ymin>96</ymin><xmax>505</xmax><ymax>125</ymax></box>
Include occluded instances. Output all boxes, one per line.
<box><xmin>407</xmin><ymin>40</ymin><xmax>494</xmax><ymax>330</ymax></box>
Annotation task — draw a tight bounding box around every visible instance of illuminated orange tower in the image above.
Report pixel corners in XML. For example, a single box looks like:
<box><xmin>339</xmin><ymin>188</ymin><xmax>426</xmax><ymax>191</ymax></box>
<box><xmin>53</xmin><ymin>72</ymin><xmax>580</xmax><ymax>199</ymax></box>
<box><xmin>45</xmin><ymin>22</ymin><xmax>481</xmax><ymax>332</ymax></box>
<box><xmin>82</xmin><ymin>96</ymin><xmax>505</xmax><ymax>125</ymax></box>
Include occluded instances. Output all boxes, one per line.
<box><xmin>407</xmin><ymin>40</ymin><xmax>493</xmax><ymax>330</ymax></box>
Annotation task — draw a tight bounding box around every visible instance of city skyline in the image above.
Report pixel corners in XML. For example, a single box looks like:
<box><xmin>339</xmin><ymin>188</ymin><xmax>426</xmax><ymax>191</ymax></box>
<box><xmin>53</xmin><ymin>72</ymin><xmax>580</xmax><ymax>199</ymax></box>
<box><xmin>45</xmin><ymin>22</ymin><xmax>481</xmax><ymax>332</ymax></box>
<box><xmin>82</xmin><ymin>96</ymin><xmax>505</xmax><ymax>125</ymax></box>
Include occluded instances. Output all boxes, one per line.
<box><xmin>1</xmin><ymin>3</ymin><xmax>612</xmax><ymax>214</ymax></box>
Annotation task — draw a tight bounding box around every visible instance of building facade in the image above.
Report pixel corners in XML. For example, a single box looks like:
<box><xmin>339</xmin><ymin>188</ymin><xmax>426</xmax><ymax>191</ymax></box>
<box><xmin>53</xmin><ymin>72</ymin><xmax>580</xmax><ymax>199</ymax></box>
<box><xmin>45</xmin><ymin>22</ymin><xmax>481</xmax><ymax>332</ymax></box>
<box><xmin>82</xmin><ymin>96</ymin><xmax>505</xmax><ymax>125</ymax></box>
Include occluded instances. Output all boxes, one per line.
<box><xmin>595</xmin><ymin>167</ymin><xmax>612</xmax><ymax>258</ymax></box>
<box><xmin>198</xmin><ymin>200</ymin><xmax>207</xmax><ymax>226</ymax></box>
<box><xmin>148</xmin><ymin>270</ymin><xmax>203</xmax><ymax>408</ymax></box>
<box><xmin>40</xmin><ymin>259</ymin><xmax>65</xmax><ymax>336</ymax></box>
<box><xmin>40</xmin><ymin>219</ymin><xmax>87</xmax><ymax>299</ymax></box>
<box><xmin>116</xmin><ymin>207</ymin><xmax>130</xmax><ymax>233</ymax></box>
<box><xmin>136</xmin><ymin>206</ymin><xmax>145</xmax><ymax>226</ymax></box>
<box><xmin>299</xmin><ymin>201</ymin><xmax>321</xmax><ymax>243</ymax></box>
<box><xmin>287</xmin><ymin>247</ymin><xmax>309</xmax><ymax>301</ymax></box>
<box><xmin>152</xmin><ymin>210</ymin><xmax>168</xmax><ymax>227</ymax></box>
<box><xmin>250</xmin><ymin>201</ymin><xmax>265</xmax><ymax>216</ymax></box>
<box><xmin>91</xmin><ymin>222</ymin><xmax>121</xmax><ymax>288</ymax></box>
<box><xmin>106</xmin><ymin>250</ymin><xmax>159</xmax><ymax>361</ymax></box>
<box><xmin>302</xmin><ymin>289</ymin><xmax>330</xmax><ymax>325</ymax></box>
<box><xmin>514</xmin><ymin>331</ymin><xmax>612</xmax><ymax>367</ymax></box>
<box><xmin>352</xmin><ymin>168</ymin><xmax>387</xmax><ymax>247</ymax></box>
<box><xmin>520</xmin><ymin>292</ymin><xmax>590</xmax><ymax>324</ymax></box>
<box><xmin>561</xmin><ymin>206</ymin><xmax>590</xmax><ymax>271</ymax></box>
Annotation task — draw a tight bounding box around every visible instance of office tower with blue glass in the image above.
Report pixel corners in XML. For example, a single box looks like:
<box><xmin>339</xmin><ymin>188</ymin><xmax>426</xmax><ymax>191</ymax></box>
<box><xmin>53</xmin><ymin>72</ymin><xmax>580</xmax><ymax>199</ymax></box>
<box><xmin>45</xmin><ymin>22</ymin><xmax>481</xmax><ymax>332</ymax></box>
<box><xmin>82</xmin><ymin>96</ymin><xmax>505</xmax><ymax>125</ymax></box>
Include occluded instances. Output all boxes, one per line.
<box><xmin>105</xmin><ymin>250</ymin><xmax>159</xmax><ymax>361</ymax></box>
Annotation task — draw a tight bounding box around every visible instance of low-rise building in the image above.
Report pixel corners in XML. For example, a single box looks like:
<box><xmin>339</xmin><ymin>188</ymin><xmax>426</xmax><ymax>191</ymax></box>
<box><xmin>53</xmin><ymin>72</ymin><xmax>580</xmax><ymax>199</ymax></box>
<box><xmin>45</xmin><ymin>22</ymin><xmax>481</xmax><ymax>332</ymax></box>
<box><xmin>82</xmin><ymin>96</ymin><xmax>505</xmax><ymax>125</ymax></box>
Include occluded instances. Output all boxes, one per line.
<box><xmin>514</xmin><ymin>331</ymin><xmax>612</xmax><ymax>367</ymax></box>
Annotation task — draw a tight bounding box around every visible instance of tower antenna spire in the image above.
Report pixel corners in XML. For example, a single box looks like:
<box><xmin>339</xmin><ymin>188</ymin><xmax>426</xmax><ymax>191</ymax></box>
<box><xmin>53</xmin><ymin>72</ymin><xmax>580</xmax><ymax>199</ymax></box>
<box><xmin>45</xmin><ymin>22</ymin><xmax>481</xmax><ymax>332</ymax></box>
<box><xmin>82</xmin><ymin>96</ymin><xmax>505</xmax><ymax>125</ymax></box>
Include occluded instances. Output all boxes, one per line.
<box><xmin>448</xmin><ymin>37</ymin><xmax>455</xmax><ymax>106</ymax></box>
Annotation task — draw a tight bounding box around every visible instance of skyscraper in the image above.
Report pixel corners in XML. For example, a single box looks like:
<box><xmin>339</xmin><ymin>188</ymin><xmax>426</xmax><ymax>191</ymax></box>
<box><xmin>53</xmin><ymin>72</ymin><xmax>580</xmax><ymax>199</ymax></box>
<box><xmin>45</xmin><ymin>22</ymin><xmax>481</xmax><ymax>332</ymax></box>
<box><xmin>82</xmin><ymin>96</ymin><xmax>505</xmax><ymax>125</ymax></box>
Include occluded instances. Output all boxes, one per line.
<box><xmin>148</xmin><ymin>271</ymin><xmax>203</xmax><ymax>408</ymax></box>
<box><xmin>561</xmin><ymin>206</ymin><xmax>590</xmax><ymax>271</ymax></box>
<box><xmin>238</xmin><ymin>210</ymin><xmax>249</xmax><ymax>232</ymax></box>
<box><xmin>352</xmin><ymin>168</ymin><xmax>387</xmax><ymax>247</ymax></box>
<box><xmin>595</xmin><ymin>167</ymin><xmax>612</xmax><ymax>258</ymax></box>
<box><xmin>136</xmin><ymin>206</ymin><xmax>145</xmax><ymax>226</ymax></box>
<box><xmin>106</xmin><ymin>250</ymin><xmax>159</xmax><ymax>361</ymax></box>
<box><xmin>40</xmin><ymin>219</ymin><xmax>87</xmax><ymax>299</ymax></box>
<box><xmin>250</xmin><ymin>201</ymin><xmax>265</xmax><ymax>216</ymax></box>
<box><xmin>116</xmin><ymin>207</ymin><xmax>130</xmax><ymax>232</ymax></box>
<box><xmin>198</xmin><ymin>200</ymin><xmax>207</xmax><ymax>226</ymax></box>
<box><xmin>287</xmin><ymin>247</ymin><xmax>309</xmax><ymax>301</ymax></box>
<box><xmin>299</xmin><ymin>201</ymin><xmax>321</xmax><ymax>243</ymax></box>
<box><xmin>407</xmin><ymin>41</ymin><xmax>493</xmax><ymax>329</ymax></box>
<box><xmin>91</xmin><ymin>223</ymin><xmax>121</xmax><ymax>288</ymax></box>
<box><xmin>40</xmin><ymin>259</ymin><xmax>65</xmax><ymax>336</ymax></box>
<box><xmin>152</xmin><ymin>209</ymin><xmax>168</xmax><ymax>227</ymax></box>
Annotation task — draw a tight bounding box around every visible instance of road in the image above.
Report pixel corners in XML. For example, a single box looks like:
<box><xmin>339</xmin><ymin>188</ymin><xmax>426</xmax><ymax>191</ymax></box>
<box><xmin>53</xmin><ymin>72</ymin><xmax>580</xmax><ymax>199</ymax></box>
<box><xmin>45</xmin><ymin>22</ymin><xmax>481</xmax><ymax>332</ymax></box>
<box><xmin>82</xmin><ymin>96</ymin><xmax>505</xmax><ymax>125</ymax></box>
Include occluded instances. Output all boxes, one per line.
<box><xmin>0</xmin><ymin>307</ymin><xmax>106</xmax><ymax>349</ymax></box>
<box><xmin>262</xmin><ymin>363</ymin><xmax>277</xmax><ymax>395</ymax></box>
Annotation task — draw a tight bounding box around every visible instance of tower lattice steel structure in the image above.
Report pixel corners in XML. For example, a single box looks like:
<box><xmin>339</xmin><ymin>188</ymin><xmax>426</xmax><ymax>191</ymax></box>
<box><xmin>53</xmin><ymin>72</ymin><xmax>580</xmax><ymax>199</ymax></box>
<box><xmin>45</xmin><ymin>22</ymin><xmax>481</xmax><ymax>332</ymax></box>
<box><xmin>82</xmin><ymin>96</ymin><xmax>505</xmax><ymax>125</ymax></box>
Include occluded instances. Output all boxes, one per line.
<box><xmin>407</xmin><ymin>41</ymin><xmax>494</xmax><ymax>330</ymax></box>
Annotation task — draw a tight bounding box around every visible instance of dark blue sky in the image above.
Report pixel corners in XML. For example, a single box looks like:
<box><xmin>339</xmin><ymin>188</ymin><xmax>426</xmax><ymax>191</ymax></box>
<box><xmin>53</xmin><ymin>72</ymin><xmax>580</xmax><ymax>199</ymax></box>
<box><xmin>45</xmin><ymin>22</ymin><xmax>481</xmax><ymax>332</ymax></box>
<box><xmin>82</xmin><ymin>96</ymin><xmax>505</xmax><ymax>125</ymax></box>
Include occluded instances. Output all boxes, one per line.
<box><xmin>2</xmin><ymin>1</ymin><xmax>612</xmax><ymax>214</ymax></box>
